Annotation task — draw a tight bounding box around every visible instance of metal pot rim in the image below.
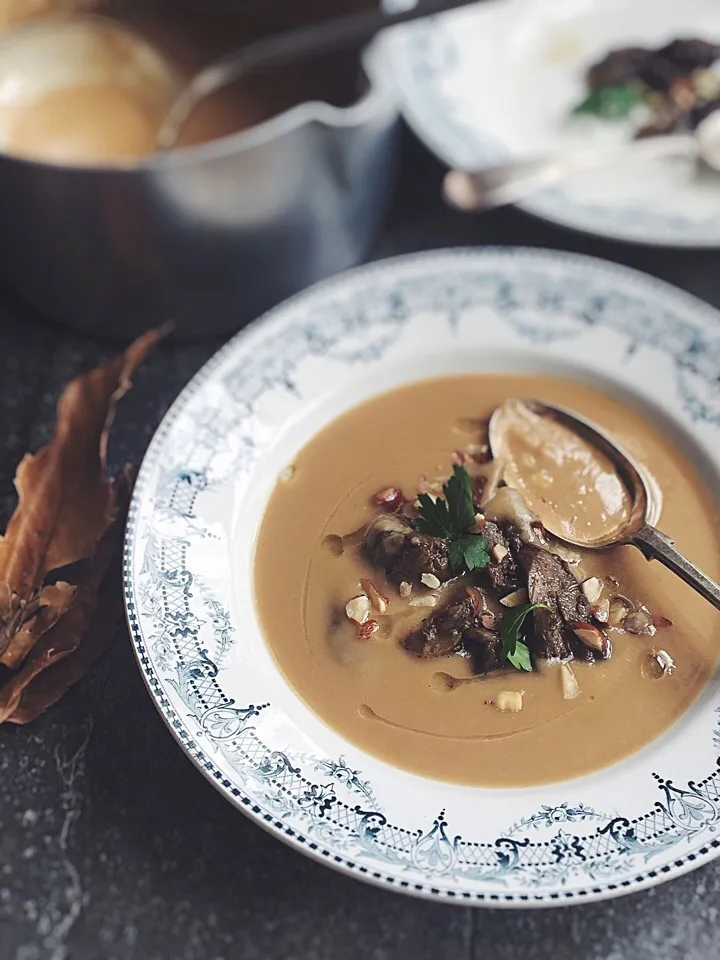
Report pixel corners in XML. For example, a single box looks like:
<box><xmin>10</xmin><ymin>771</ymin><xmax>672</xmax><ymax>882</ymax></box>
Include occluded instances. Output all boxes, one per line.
<box><xmin>0</xmin><ymin>36</ymin><xmax>394</xmax><ymax>175</ymax></box>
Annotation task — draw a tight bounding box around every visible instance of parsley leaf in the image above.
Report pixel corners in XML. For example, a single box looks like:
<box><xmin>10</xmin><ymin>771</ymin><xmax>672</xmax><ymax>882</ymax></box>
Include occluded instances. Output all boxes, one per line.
<box><xmin>572</xmin><ymin>82</ymin><xmax>644</xmax><ymax>119</ymax></box>
<box><xmin>500</xmin><ymin>602</ymin><xmax>546</xmax><ymax>673</ymax></box>
<box><xmin>412</xmin><ymin>465</ymin><xmax>489</xmax><ymax>575</ymax></box>
<box><xmin>412</xmin><ymin>493</ymin><xmax>453</xmax><ymax>539</ymax></box>
<box><xmin>445</xmin><ymin>464</ymin><xmax>476</xmax><ymax>535</ymax></box>
<box><xmin>449</xmin><ymin>535</ymin><xmax>490</xmax><ymax>572</ymax></box>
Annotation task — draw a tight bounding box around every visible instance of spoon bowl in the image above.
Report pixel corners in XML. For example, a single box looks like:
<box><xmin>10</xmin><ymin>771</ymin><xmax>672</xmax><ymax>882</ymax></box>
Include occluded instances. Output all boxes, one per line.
<box><xmin>489</xmin><ymin>398</ymin><xmax>654</xmax><ymax>548</ymax></box>
<box><xmin>489</xmin><ymin>398</ymin><xmax>720</xmax><ymax>610</ymax></box>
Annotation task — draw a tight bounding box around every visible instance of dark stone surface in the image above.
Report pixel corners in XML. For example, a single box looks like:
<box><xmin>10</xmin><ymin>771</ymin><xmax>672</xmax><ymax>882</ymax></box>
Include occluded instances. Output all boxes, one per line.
<box><xmin>1</xmin><ymin>128</ymin><xmax>720</xmax><ymax>960</ymax></box>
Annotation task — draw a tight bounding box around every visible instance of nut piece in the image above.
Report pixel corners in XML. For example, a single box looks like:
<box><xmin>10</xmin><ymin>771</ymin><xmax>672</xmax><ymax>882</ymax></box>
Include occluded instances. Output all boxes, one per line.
<box><xmin>560</xmin><ymin>663</ymin><xmax>581</xmax><ymax>700</ymax></box>
<box><xmin>495</xmin><ymin>691</ymin><xmax>524</xmax><ymax>713</ymax></box>
<box><xmin>466</xmin><ymin>443</ymin><xmax>490</xmax><ymax>463</ymax></box>
<box><xmin>345</xmin><ymin>594</ymin><xmax>371</xmax><ymax>625</ymax></box>
<box><xmin>474</xmin><ymin>513</ymin><xmax>486</xmax><ymax>533</ymax></box>
<box><xmin>421</xmin><ymin>573</ymin><xmax>441</xmax><ymax>590</ymax></box>
<box><xmin>399</xmin><ymin>581</ymin><xmax>413</xmax><ymax>598</ymax></box>
<box><xmin>570</xmin><ymin>622</ymin><xmax>612</xmax><ymax>659</ymax></box>
<box><xmin>357</xmin><ymin>619</ymin><xmax>380</xmax><ymax>640</ymax></box>
<box><xmin>591</xmin><ymin>598</ymin><xmax>610</xmax><ymax>624</ymax></box>
<box><xmin>409</xmin><ymin>595</ymin><xmax>438</xmax><ymax>608</ymax></box>
<box><xmin>373</xmin><ymin>486</ymin><xmax>404</xmax><ymax>512</ymax></box>
<box><xmin>581</xmin><ymin>577</ymin><xmax>603</xmax><ymax>604</ymax></box>
<box><xmin>360</xmin><ymin>578</ymin><xmax>390</xmax><ymax>614</ymax></box>
<box><xmin>693</xmin><ymin>67</ymin><xmax>720</xmax><ymax>101</ymax></box>
<box><xmin>607</xmin><ymin>594</ymin><xmax>633</xmax><ymax>627</ymax></box>
<box><xmin>418</xmin><ymin>475</ymin><xmax>443</xmax><ymax>495</ymax></box>
<box><xmin>465</xmin><ymin>585</ymin><xmax>483</xmax><ymax>614</ymax></box>
<box><xmin>500</xmin><ymin>588</ymin><xmax>529</xmax><ymax>608</ymax></box>
<box><xmin>279</xmin><ymin>464</ymin><xmax>296</xmax><ymax>483</ymax></box>
<box><xmin>624</xmin><ymin>610</ymin><xmax>656</xmax><ymax>637</ymax></box>
<box><xmin>642</xmin><ymin>648</ymin><xmax>676</xmax><ymax>679</ymax></box>
<box><xmin>491</xmin><ymin>543</ymin><xmax>509</xmax><ymax>563</ymax></box>
<box><xmin>652</xmin><ymin>615</ymin><xmax>674</xmax><ymax>630</ymax></box>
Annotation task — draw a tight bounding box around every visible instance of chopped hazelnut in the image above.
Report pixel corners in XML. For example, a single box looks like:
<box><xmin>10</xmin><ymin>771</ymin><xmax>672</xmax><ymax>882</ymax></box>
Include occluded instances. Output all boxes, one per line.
<box><xmin>642</xmin><ymin>648</ymin><xmax>676</xmax><ymax>679</ymax></box>
<box><xmin>360</xmin><ymin>578</ymin><xmax>390</xmax><ymax>614</ymax></box>
<box><xmin>279</xmin><ymin>464</ymin><xmax>296</xmax><ymax>483</ymax></box>
<box><xmin>652</xmin><ymin>615</ymin><xmax>674</xmax><ymax>630</ymax></box>
<box><xmin>409</xmin><ymin>595</ymin><xmax>438</xmax><ymax>608</ymax></box>
<box><xmin>607</xmin><ymin>595</ymin><xmax>633</xmax><ymax>627</ymax></box>
<box><xmin>500</xmin><ymin>588</ymin><xmax>529</xmax><ymax>608</ymax></box>
<box><xmin>357</xmin><ymin>619</ymin><xmax>380</xmax><ymax>640</ymax></box>
<box><xmin>372</xmin><ymin>486</ymin><xmax>404</xmax><ymax>512</ymax></box>
<box><xmin>399</xmin><ymin>581</ymin><xmax>412</xmax><ymax>598</ymax></box>
<box><xmin>491</xmin><ymin>543</ymin><xmax>509</xmax><ymax>563</ymax></box>
<box><xmin>571</xmin><ymin>622</ymin><xmax>612</xmax><ymax>658</ymax></box>
<box><xmin>495</xmin><ymin>691</ymin><xmax>523</xmax><ymax>713</ymax></box>
<box><xmin>345</xmin><ymin>594</ymin><xmax>371</xmax><ymax>624</ymax></box>
<box><xmin>624</xmin><ymin>610</ymin><xmax>656</xmax><ymax>636</ymax></box>
<box><xmin>591</xmin><ymin>598</ymin><xmax>610</xmax><ymax>623</ymax></box>
<box><xmin>581</xmin><ymin>577</ymin><xmax>603</xmax><ymax>604</ymax></box>
<box><xmin>465</xmin><ymin>586</ymin><xmax>483</xmax><ymax>614</ymax></box>
<box><xmin>560</xmin><ymin>663</ymin><xmax>580</xmax><ymax>700</ymax></box>
<box><xmin>421</xmin><ymin>573</ymin><xmax>441</xmax><ymax>590</ymax></box>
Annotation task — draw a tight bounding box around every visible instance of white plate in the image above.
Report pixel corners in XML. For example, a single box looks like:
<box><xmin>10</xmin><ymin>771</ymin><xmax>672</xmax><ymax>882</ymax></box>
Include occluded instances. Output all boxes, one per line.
<box><xmin>385</xmin><ymin>0</ymin><xmax>720</xmax><ymax>246</ymax></box>
<box><xmin>125</xmin><ymin>248</ymin><xmax>720</xmax><ymax>906</ymax></box>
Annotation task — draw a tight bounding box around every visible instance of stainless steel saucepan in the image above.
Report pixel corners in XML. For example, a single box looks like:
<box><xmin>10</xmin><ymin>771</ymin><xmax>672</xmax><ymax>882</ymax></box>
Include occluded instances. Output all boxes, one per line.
<box><xmin>0</xmin><ymin>1</ymin><xmax>399</xmax><ymax>340</ymax></box>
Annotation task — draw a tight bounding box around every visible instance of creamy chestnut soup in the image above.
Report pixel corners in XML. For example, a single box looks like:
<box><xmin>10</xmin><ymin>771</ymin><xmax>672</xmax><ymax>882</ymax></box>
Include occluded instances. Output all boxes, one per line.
<box><xmin>254</xmin><ymin>375</ymin><xmax>720</xmax><ymax>787</ymax></box>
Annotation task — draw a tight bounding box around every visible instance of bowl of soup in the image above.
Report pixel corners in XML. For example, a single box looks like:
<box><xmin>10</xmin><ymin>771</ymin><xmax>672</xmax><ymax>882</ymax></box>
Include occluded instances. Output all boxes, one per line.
<box><xmin>125</xmin><ymin>247</ymin><xmax>720</xmax><ymax>904</ymax></box>
<box><xmin>0</xmin><ymin>0</ymin><xmax>398</xmax><ymax>339</ymax></box>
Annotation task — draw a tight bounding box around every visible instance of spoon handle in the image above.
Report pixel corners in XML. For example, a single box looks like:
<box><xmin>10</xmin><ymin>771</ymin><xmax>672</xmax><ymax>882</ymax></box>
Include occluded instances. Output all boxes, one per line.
<box><xmin>443</xmin><ymin>135</ymin><xmax>698</xmax><ymax>211</ymax></box>
<box><xmin>630</xmin><ymin>524</ymin><xmax>720</xmax><ymax>611</ymax></box>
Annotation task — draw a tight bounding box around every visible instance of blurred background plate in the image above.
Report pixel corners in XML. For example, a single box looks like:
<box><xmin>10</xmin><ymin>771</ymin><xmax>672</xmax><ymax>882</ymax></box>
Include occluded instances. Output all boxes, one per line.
<box><xmin>386</xmin><ymin>0</ymin><xmax>720</xmax><ymax>246</ymax></box>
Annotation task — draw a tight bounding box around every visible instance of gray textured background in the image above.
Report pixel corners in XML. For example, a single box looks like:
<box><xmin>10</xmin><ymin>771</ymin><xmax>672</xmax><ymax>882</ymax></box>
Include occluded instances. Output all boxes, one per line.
<box><xmin>1</xmin><ymin>131</ymin><xmax>720</xmax><ymax>960</ymax></box>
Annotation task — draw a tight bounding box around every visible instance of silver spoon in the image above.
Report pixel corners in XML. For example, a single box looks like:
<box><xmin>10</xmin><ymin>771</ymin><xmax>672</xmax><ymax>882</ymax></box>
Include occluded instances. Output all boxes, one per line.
<box><xmin>488</xmin><ymin>399</ymin><xmax>720</xmax><ymax>610</ymax></box>
<box><xmin>156</xmin><ymin>0</ymin><xmax>482</xmax><ymax>151</ymax></box>
<box><xmin>444</xmin><ymin>111</ymin><xmax>720</xmax><ymax>212</ymax></box>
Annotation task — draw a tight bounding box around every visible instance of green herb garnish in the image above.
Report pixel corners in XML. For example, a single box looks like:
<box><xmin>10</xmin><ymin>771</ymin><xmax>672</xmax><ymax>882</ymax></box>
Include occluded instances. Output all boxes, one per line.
<box><xmin>412</xmin><ymin>465</ymin><xmax>490</xmax><ymax>574</ymax></box>
<box><xmin>448</xmin><ymin>535</ymin><xmax>490</xmax><ymax>572</ymax></box>
<box><xmin>500</xmin><ymin>603</ymin><xmax>547</xmax><ymax>672</ymax></box>
<box><xmin>573</xmin><ymin>82</ymin><xmax>644</xmax><ymax>119</ymax></box>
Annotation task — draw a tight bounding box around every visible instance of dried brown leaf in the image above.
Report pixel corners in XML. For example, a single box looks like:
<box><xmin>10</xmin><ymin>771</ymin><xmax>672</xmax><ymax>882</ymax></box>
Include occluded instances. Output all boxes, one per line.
<box><xmin>0</xmin><ymin>581</ymin><xmax>76</xmax><ymax>670</ymax></box>
<box><xmin>0</xmin><ymin>329</ymin><xmax>160</xmax><ymax>654</ymax></box>
<box><xmin>0</xmin><ymin>470</ymin><xmax>131</xmax><ymax>725</ymax></box>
